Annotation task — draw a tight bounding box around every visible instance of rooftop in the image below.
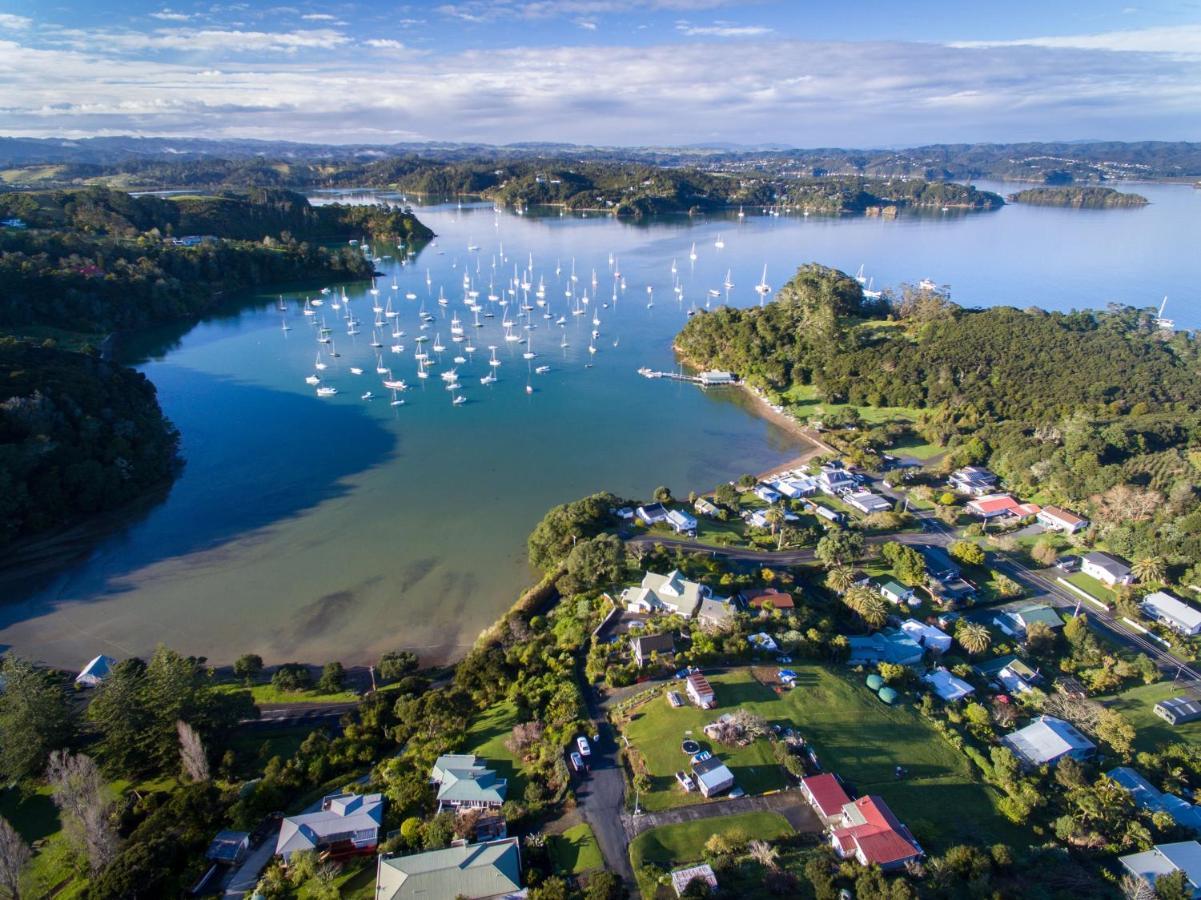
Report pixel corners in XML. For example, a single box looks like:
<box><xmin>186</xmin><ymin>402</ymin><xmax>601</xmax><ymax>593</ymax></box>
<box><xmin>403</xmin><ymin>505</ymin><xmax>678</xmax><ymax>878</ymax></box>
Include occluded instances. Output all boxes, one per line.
<box><xmin>1003</xmin><ymin>716</ymin><xmax>1094</xmax><ymax>766</ymax></box>
<box><xmin>376</xmin><ymin>837</ymin><xmax>522</xmax><ymax>900</ymax></box>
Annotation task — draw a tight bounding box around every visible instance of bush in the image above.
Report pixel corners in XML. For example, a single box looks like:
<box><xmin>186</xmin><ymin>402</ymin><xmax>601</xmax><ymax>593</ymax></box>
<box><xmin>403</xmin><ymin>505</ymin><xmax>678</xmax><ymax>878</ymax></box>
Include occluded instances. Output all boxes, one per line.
<box><xmin>378</xmin><ymin>651</ymin><xmax>419</xmax><ymax>682</ymax></box>
<box><xmin>233</xmin><ymin>654</ymin><xmax>263</xmax><ymax>683</ymax></box>
<box><xmin>316</xmin><ymin>661</ymin><xmax>345</xmax><ymax>694</ymax></box>
<box><xmin>271</xmin><ymin>663</ymin><xmax>312</xmax><ymax>692</ymax></box>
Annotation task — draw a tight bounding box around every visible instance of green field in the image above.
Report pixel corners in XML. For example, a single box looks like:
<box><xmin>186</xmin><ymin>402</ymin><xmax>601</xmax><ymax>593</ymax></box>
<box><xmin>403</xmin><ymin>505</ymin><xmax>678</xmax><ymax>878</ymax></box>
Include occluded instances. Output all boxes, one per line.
<box><xmin>621</xmin><ymin>671</ymin><xmax>788</xmax><ymax>812</ymax></box>
<box><xmin>629</xmin><ymin>810</ymin><xmax>792</xmax><ymax>894</ymax></box>
<box><xmin>1102</xmin><ymin>681</ymin><xmax>1201</xmax><ymax>755</ymax></box>
<box><xmin>782</xmin><ymin>384</ymin><xmax>941</xmax><ymax>459</ymax></box>
<box><xmin>228</xmin><ymin>725</ymin><xmax>317</xmax><ymax>762</ymax></box>
<box><xmin>212</xmin><ymin>681</ymin><xmax>360</xmax><ymax>705</ymax></box>
<box><xmin>464</xmin><ymin>700</ymin><xmax>530</xmax><ymax>799</ymax></box>
<box><xmin>1063</xmin><ymin>571</ymin><xmax>1116</xmax><ymax>605</ymax></box>
<box><xmin>621</xmin><ymin>666</ymin><xmax>1017</xmax><ymax>847</ymax></box>
<box><xmin>549</xmin><ymin>823</ymin><xmax>604</xmax><ymax>874</ymax></box>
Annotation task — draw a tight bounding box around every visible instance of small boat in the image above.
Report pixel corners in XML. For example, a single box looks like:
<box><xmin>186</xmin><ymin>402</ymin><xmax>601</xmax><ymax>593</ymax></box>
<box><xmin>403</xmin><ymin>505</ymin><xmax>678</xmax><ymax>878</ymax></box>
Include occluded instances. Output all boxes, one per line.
<box><xmin>390</xmin><ymin>390</ymin><xmax>405</xmax><ymax>407</ymax></box>
<box><xmin>714</xmin><ymin>233</ymin><xmax>724</xmax><ymax>249</ymax></box>
<box><xmin>304</xmin><ymin>374</ymin><xmax>320</xmax><ymax>385</ymax></box>
<box><xmin>480</xmin><ymin>373</ymin><xmax>497</xmax><ymax>385</ymax></box>
<box><xmin>689</xmin><ymin>242</ymin><xmax>697</xmax><ymax>262</ymax></box>
<box><xmin>317</xmin><ymin>386</ymin><xmax>337</xmax><ymax>397</ymax></box>
<box><xmin>405</xmin><ymin>292</ymin><xmax>417</xmax><ymax>300</ymax></box>
<box><xmin>755</xmin><ymin>264</ymin><xmax>772</xmax><ymax>296</ymax></box>
<box><xmin>303</xmin><ymin>298</ymin><xmax>316</xmax><ymax>316</ymax></box>
<box><xmin>314</xmin><ymin>351</ymin><xmax>327</xmax><ymax>371</ymax></box>
<box><xmin>525</xmin><ymin>383</ymin><xmax>533</xmax><ymax>394</ymax></box>
<box><xmin>535</xmin><ymin>365</ymin><xmax>550</xmax><ymax>374</ymax></box>
<box><xmin>361</xmin><ymin>391</ymin><xmax>374</xmax><ymax>401</ymax></box>
<box><xmin>350</xmin><ymin>367</ymin><xmax>363</xmax><ymax>375</ymax></box>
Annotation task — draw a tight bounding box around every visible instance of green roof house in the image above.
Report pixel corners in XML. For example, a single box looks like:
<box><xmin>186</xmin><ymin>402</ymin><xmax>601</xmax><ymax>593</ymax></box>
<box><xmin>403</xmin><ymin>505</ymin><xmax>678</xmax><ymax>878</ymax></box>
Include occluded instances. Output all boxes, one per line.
<box><xmin>430</xmin><ymin>755</ymin><xmax>508</xmax><ymax>812</ymax></box>
<box><xmin>376</xmin><ymin>837</ymin><xmax>522</xmax><ymax>899</ymax></box>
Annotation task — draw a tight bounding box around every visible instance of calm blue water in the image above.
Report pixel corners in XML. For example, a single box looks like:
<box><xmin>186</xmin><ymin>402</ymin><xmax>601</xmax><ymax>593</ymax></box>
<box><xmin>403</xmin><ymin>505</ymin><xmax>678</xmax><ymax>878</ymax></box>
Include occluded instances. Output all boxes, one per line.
<box><xmin>1</xmin><ymin>182</ymin><xmax>1196</xmax><ymax>668</ymax></box>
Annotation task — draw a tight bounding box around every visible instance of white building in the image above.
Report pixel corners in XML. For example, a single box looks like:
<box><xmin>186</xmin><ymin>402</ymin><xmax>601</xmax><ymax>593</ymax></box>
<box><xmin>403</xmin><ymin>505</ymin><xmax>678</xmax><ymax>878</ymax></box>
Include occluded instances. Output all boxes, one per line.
<box><xmin>900</xmin><ymin>619</ymin><xmax>952</xmax><ymax>654</ymax></box>
<box><xmin>1037</xmin><ymin>506</ymin><xmax>1089</xmax><ymax>533</ymax></box>
<box><xmin>1143</xmin><ymin>591</ymin><xmax>1201</xmax><ymax>636</ymax></box>
<box><xmin>75</xmin><ymin>655</ymin><xmax>118</xmax><ymax>688</ymax></box>
<box><xmin>845</xmin><ymin>491</ymin><xmax>893</xmax><ymax>515</ymax></box>
<box><xmin>622</xmin><ymin>570</ymin><xmax>709</xmax><ymax>617</ymax></box>
<box><xmin>1120</xmin><ymin>842</ymin><xmax>1201</xmax><ymax>898</ymax></box>
<box><xmin>1003</xmin><ymin>716</ymin><xmax>1095</xmax><ymax>768</ymax></box>
<box><xmin>664</xmin><ymin>509</ymin><xmax>697</xmax><ymax>535</ymax></box>
<box><xmin>923</xmin><ymin>668</ymin><xmax>975</xmax><ymax>702</ymax></box>
<box><xmin>1081</xmin><ymin>551</ymin><xmax>1133</xmax><ymax>586</ymax></box>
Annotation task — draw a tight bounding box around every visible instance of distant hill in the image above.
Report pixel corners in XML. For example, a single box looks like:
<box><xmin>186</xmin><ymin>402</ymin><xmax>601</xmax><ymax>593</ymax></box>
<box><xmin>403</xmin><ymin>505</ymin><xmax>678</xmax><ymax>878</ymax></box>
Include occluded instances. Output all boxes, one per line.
<box><xmin>1007</xmin><ymin>186</ymin><xmax>1150</xmax><ymax>208</ymax></box>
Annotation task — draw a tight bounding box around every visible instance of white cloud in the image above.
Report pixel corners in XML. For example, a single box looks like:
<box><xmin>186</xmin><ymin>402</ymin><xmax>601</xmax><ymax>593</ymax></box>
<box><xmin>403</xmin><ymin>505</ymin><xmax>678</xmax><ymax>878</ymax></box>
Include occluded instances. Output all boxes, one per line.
<box><xmin>676</xmin><ymin>22</ymin><xmax>771</xmax><ymax>37</ymax></box>
<box><xmin>0</xmin><ymin>13</ymin><xmax>33</xmax><ymax>30</ymax></box>
<box><xmin>364</xmin><ymin>38</ymin><xmax>405</xmax><ymax>49</ymax></box>
<box><xmin>46</xmin><ymin>27</ymin><xmax>352</xmax><ymax>54</ymax></box>
<box><xmin>952</xmin><ymin>25</ymin><xmax>1201</xmax><ymax>57</ymax></box>
<box><xmin>150</xmin><ymin>9</ymin><xmax>193</xmax><ymax>21</ymax></box>
<box><xmin>301</xmin><ymin>13</ymin><xmax>337</xmax><ymax>20</ymax></box>
<box><xmin>578</xmin><ymin>19</ymin><xmax>597</xmax><ymax>30</ymax></box>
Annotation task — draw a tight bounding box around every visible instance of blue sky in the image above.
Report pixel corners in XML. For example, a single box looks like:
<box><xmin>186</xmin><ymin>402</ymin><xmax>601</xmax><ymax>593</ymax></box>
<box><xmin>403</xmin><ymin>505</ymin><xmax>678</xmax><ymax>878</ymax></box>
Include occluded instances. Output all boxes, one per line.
<box><xmin>0</xmin><ymin>0</ymin><xmax>1198</xmax><ymax>145</ymax></box>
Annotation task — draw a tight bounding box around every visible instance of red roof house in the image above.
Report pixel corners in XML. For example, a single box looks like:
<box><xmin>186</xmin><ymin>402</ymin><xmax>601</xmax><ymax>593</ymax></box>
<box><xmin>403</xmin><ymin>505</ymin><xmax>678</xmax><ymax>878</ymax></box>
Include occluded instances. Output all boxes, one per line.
<box><xmin>830</xmin><ymin>795</ymin><xmax>922</xmax><ymax>871</ymax></box>
<box><xmin>801</xmin><ymin>774</ymin><xmax>851</xmax><ymax>824</ymax></box>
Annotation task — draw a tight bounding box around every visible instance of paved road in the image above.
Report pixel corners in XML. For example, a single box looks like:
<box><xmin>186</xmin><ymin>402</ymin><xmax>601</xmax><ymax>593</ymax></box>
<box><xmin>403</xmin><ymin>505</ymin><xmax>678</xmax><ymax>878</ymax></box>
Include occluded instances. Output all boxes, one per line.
<box><xmin>246</xmin><ymin>701</ymin><xmax>358</xmax><ymax>727</ymax></box>
<box><xmin>623</xmin><ymin>790</ymin><xmax>821</xmax><ymax>839</ymax></box>
<box><xmin>576</xmin><ymin>687</ymin><xmax>636</xmax><ymax>887</ymax></box>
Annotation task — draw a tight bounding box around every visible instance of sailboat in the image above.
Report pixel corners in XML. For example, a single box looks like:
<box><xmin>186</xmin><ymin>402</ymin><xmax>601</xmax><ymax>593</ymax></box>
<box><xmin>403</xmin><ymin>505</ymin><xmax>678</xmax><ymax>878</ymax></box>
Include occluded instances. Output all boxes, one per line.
<box><xmin>314</xmin><ymin>350</ymin><xmax>327</xmax><ymax>371</ymax></box>
<box><xmin>689</xmin><ymin>242</ymin><xmax>697</xmax><ymax>262</ymax></box>
<box><xmin>303</xmin><ymin>298</ymin><xmax>316</xmax><ymax>317</ymax></box>
<box><xmin>370</xmin><ymin>328</ymin><xmax>383</xmax><ymax>348</ymax></box>
<box><xmin>522</xmin><ymin>337</ymin><xmax>536</xmax><ymax>361</ymax></box>
<box><xmin>384</xmin><ymin>298</ymin><xmax>397</xmax><ymax>318</ymax></box>
<box><xmin>281</xmin><ymin>316</ymin><xmax>291</xmax><ymax>332</ymax></box>
<box><xmin>755</xmin><ymin>264</ymin><xmax>772</xmax><ymax>297</ymax></box>
<box><xmin>737</xmin><ymin>205</ymin><xmax>745</xmax><ymax>219</ymax></box>
<box><xmin>390</xmin><ymin>388</ymin><xmax>405</xmax><ymax>407</ymax></box>
<box><xmin>714</xmin><ymin>233</ymin><xmax>725</xmax><ymax>249</ymax></box>
<box><xmin>1155</xmin><ymin>296</ymin><xmax>1175</xmax><ymax>329</ymax></box>
<box><xmin>723</xmin><ymin>269</ymin><xmax>734</xmax><ymax>289</ymax></box>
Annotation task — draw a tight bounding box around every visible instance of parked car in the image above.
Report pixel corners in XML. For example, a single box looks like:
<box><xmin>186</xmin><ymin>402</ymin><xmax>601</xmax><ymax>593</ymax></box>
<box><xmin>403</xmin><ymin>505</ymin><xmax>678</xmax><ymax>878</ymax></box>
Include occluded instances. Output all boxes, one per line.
<box><xmin>777</xmin><ymin>655</ymin><xmax>792</xmax><ymax>664</ymax></box>
<box><xmin>576</xmin><ymin>736</ymin><xmax>591</xmax><ymax>757</ymax></box>
<box><xmin>675</xmin><ymin>770</ymin><xmax>696</xmax><ymax>791</ymax></box>
<box><xmin>570</xmin><ymin>751</ymin><xmax>585</xmax><ymax>772</ymax></box>
<box><xmin>1056</xmin><ymin>556</ymin><xmax>1081</xmax><ymax>572</ymax></box>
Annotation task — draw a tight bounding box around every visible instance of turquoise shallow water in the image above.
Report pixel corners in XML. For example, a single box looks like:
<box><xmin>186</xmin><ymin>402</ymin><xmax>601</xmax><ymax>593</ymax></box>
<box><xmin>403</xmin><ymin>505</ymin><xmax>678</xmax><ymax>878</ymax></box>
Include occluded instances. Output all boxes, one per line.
<box><xmin>0</xmin><ymin>182</ymin><xmax>1197</xmax><ymax>668</ymax></box>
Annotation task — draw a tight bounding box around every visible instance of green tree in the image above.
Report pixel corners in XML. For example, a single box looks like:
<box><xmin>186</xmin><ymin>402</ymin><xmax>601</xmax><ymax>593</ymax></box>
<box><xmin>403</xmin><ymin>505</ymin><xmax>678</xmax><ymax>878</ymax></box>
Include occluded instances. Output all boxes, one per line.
<box><xmin>233</xmin><ymin>654</ymin><xmax>263</xmax><ymax>684</ymax></box>
<box><xmin>956</xmin><ymin>621</ymin><xmax>992</xmax><ymax>656</ymax></box>
<box><xmin>653</xmin><ymin>486</ymin><xmax>672</xmax><ymax>503</ymax></box>
<box><xmin>557</xmin><ymin>533</ymin><xmax>625</xmax><ymax>595</ymax></box>
<box><xmin>714</xmin><ymin>483</ymin><xmax>738</xmax><ymax>508</ymax></box>
<box><xmin>378</xmin><ymin>651</ymin><xmax>419</xmax><ymax>682</ymax></box>
<box><xmin>949</xmin><ymin>540</ymin><xmax>985</xmax><ymax>567</ymax></box>
<box><xmin>86</xmin><ymin>658</ymin><xmax>154</xmax><ymax>779</ymax></box>
<box><xmin>316</xmin><ymin>662</ymin><xmax>345</xmax><ymax>694</ymax></box>
<box><xmin>0</xmin><ymin>657</ymin><xmax>76</xmax><ymax>783</ymax></box>
<box><xmin>1155</xmin><ymin>869</ymin><xmax>1192</xmax><ymax>900</ymax></box>
<box><xmin>271</xmin><ymin>663</ymin><xmax>312</xmax><ymax>692</ymax></box>
<box><xmin>815</xmin><ymin>529</ymin><xmax>864</xmax><ymax>568</ymax></box>
<box><xmin>824</xmin><ymin>564</ymin><xmax>855</xmax><ymax>595</ymax></box>
<box><xmin>1132</xmin><ymin>556</ymin><xmax>1167</xmax><ymax>584</ymax></box>
<box><xmin>582</xmin><ymin>870</ymin><xmax>627</xmax><ymax>900</ymax></box>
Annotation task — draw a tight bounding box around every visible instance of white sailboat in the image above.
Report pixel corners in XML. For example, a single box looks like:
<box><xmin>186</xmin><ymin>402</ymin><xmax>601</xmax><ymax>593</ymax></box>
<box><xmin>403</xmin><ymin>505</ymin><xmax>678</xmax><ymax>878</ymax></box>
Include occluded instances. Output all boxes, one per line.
<box><xmin>755</xmin><ymin>264</ymin><xmax>772</xmax><ymax>297</ymax></box>
<box><xmin>689</xmin><ymin>242</ymin><xmax>697</xmax><ymax>262</ymax></box>
<box><xmin>314</xmin><ymin>350</ymin><xmax>327</xmax><ymax>371</ymax></box>
<box><xmin>714</xmin><ymin>233</ymin><xmax>725</xmax><ymax>249</ymax></box>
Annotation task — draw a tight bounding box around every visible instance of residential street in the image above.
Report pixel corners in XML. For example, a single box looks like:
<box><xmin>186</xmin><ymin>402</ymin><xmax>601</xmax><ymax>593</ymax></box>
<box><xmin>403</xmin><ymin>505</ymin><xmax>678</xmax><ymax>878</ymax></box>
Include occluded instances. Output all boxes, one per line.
<box><xmin>622</xmin><ymin>790</ymin><xmax>822</xmax><ymax>839</ymax></box>
<box><xmin>577</xmin><ymin>687</ymin><xmax>636</xmax><ymax>887</ymax></box>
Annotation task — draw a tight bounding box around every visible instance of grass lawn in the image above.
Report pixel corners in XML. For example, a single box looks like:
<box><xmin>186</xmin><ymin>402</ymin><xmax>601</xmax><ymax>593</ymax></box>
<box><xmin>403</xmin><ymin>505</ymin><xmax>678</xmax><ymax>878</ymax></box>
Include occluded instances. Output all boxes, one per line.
<box><xmin>1102</xmin><ymin>681</ymin><xmax>1201</xmax><ymax>755</ymax></box>
<box><xmin>228</xmin><ymin>725</ymin><xmax>318</xmax><ymax>762</ymax></box>
<box><xmin>464</xmin><ymin>700</ymin><xmax>530</xmax><ymax>800</ymax></box>
<box><xmin>1063</xmin><ymin>571</ymin><xmax>1116</xmax><ymax>606</ymax></box>
<box><xmin>549</xmin><ymin>823</ymin><xmax>604</xmax><ymax>874</ymax></box>
<box><xmin>621</xmin><ymin>671</ymin><xmax>788</xmax><ymax>812</ymax></box>
<box><xmin>212</xmin><ymin>681</ymin><xmax>360</xmax><ymax>705</ymax></box>
<box><xmin>630</xmin><ymin>810</ymin><xmax>792</xmax><ymax>894</ymax></box>
<box><xmin>297</xmin><ymin>857</ymin><xmax>376</xmax><ymax>898</ymax></box>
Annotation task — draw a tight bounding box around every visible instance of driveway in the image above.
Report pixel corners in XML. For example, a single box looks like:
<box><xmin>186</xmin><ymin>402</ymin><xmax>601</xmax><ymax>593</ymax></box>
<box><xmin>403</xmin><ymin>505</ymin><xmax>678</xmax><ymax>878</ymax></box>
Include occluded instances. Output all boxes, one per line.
<box><xmin>576</xmin><ymin>687</ymin><xmax>635</xmax><ymax>886</ymax></box>
<box><xmin>623</xmin><ymin>790</ymin><xmax>821</xmax><ymax>839</ymax></box>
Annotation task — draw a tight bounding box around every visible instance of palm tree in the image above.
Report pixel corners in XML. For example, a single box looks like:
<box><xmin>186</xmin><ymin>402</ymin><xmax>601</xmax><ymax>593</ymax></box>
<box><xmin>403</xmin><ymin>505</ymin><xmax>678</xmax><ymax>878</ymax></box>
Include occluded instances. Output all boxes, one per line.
<box><xmin>858</xmin><ymin>593</ymin><xmax>889</xmax><ymax>629</ymax></box>
<box><xmin>764</xmin><ymin>506</ymin><xmax>785</xmax><ymax>536</ymax></box>
<box><xmin>825</xmin><ymin>564</ymin><xmax>855</xmax><ymax>595</ymax></box>
<box><xmin>748</xmin><ymin>839</ymin><xmax>780</xmax><ymax>871</ymax></box>
<box><xmin>956</xmin><ymin>621</ymin><xmax>992</xmax><ymax>656</ymax></box>
<box><xmin>1132</xmin><ymin>555</ymin><xmax>1166</xmax><ymax>584</ymax></box>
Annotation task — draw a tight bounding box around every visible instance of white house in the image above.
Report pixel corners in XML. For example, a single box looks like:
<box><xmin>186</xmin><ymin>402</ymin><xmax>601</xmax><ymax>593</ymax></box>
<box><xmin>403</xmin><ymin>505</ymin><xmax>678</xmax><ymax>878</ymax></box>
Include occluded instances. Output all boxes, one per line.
<box><xmin>1003</xmin><ymin>716</ymin><xmax>1095</xmax><ymax>768</ymax></box>
<box><xmin>1081</xmin><ymin>551</ymin><xmax>1133</xmax><ymax>586</ymax></box>
<box><xmin>817</xmin><ymin>465</ymin><xmax>856</xmax><ymax>496</ymax></box>
<box><xmin>1037</xmin><ymin>506</ymin><xmax>1089</xmax><ymax>534</ymax></box>
<box><xmin>753</xmin><ymin>484</ymin><xmax>782</xmax><ymax>503</ymax></box>
<box><xmin>900</xmin><ymin>619</ymin><xmax>952</xmax><ymax>654</ymax></box>
<box><xmin>685</xmin><ymin>672</ymin><xmax>716</xmax><ymax>708</ymax></box>
<box><xmin>276</xmin><ymin>793</ymin><xmax>383</xmax><ymax>861</ymax></box>
<box><xmin>948</xmin><ymin>466</ymin><xmax>998</xmax><ymax>497</ymax></box>
<box><xmin>845</xmin><ymin>491</ymin><xmax>893</xmax><ymax>515</ymax></box>
<box><xmin>635</xmin><ymin>503</ymin><xmax>670</xmax><ymax>525</ymax></box>
<box><xmin>879</xmin><ymin>581</ymin><xmax>916</xmax><ymax>606</ymax></box>
<box><xmin>75</xmin><ymin>655</ymin><xmax>118</xmax><ymax>688</ymax></box>
<box><xmin>1143</xmin><ymin>591</ymin><xmax>1201</xmax><ymax>636</ymax></box>
<box><xmin>773</xmin><ymin>477</ymin><xmax>818</xmax><ymax>499</ymax></box>
<box><xmin>691</xmin><ymin>756</ymin><xmax>735</xmax><ymax>797</ymax></box>
<box><xmin>923</xmin><ymin>667</ymin><xmax>975</xmax><ymax>702</ymax></box>
<box><xmin>1120</xmin><ymin>842</ymin><xmax>1201</xmax><ymax>898</ymax></box>
<box><xmin>664</xmin><ymin>509</ymin><xmax>697</xmax><ymax>535</ymax></box>
<box><xmin>694</xmin><ymin>497</ymin><xmax>721</xmax><ymax>517</ymax></box>
<box><xmin>621</xmin><ymin>570</ymin><xmax>708</xmax><ymax>617</ymax></box>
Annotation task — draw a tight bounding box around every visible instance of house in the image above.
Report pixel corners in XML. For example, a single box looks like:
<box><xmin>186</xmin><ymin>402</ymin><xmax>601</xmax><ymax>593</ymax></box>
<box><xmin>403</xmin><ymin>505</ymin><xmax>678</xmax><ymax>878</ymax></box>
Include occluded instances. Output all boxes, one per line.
<box><xmin>275</xmin><ymin>793</ymin><xmax>384</xmax><ymax>862</ymax></box>
<box><xmin>206</xmin><ymin>830</ymin><xmax>250</xmax><ymax>866</ymax></box>
<box><xmin>1119</xmin><ymin>842</ymin><xmax>1201</xmax><ymax>899</ymax></box>
<box><xmin>879</xmin><ymin>581</ymin><xmax>915</xmax><ymax>606</ymax></box>
<box><xmin>1037</xmin><ymin>506</ymin><xmax>1089</xmax><ymax>533</ymax></box>
<box><xmin>1156</xmin><ymin>696</ymin><xmax>1201</xmax><ymax>726</ymax></box>
<box><xmin>375</xmin><ymin>837</ymin><xmax>523</xmax><ymax>900</ymax></box>
<box><xmin>773</xmin><ymin>476</ymin><xmax>818</xmax><ymax>499</ymax></box>
<box><xmin>948</xmin><ymin>466</ymin><xmax>999</xmax><ymax>497</ymax></box>
<box><xmin>685</xmin><ymin>672</ymin><xmax>716</xmax><ymax>708</ymax></box>
<box><xmin>1003</xmin><ymin>716</ymin><xmax>1095</xmax><ymax>768</ymax></box>
<box><xmin>632</xmin><ymin>632</ymin><xmax>676</xmax><ymax>667</ymax></box>
<box><xmin>742</xmin><ymin>588</ymin><xmax>795</xmax><ymax>613</ymax></box>
<box><xmin>694</xmin><ymin>497</ymin><xmax>721</xmax><ymax>518</ymax></box>
<box><xmin>1109</xmin><ymin>768</ymin><xmax>1201</xmax><ymax>833</ymax></box>
<box><xmin>995</xmin><ymin>604</ymin><xmax>1063</xmax><ymax>638</ymax></box>
<box><xmin>636</xmin><ymin>503</ymin><xmax>669</xmax><ymax>525</ymax></box>
<box><xmin>1143</xmin><ymin>592</ymin><xmax>1201</xmax><ymax>636</ymax></box>
<box><xmin>430</xmin><ymin>755</ymin><xmax>508</xmax><ymax>812</ymax></box>
<box><xmin>748</xmin><ymin>632</ymin><xmax>779</xmax><ymax>653</ymax></box>
<box><xmin>845</xmin><ymin>491</ymin><xmax>893</xmax><ymax>515</ymax></box>
<box><xmin>699</xmin><ymin>370</ymin><xmax>735</xmax><ymax>386</ymax></box>
<box><xmin>846</xmin><ymin>631</ymin><xmax>924</xmax><ymax>667</ymax></box>
<box><xmin>75</xmin><ymin>654</ymin><xmax>118</xmax><ymax>687</ymax></box>
<box><xmin>995</xmin><ymin>659</ymin><xmax>1042</xmax><ymax>695</ymax></box>
<box><xmin>671</xmin><ymin>864</ymin><xmax>718</xmax><ymax>896</ymax></box>
<box><xmin>830</xmin><ymin>795</ymin><xmax>923</xmax><ymax>871</ymax></box>
<box><xmin>918</xmin><ymin>545</ymin><xmax>960</xmax><ymax>582</ymax></box>
<box><xmin>696</xmin><ymin>597</ymin><xmax>735</xmax><ymax>630</ymax></box>
<box><xmin>810</xmin><ymin>503</ymin><xmax>846</xmax><ymax>526</ymax></box>
<box><xmin>1082</xmin><ymin>551</ymin><xmax>1133</xmax><ymax>586</ymax></box>
<box><xmin>966</xmin><ymin>494</ymin><xmax>1035</xmax><ymax>520</ymax></box>
<box><xmin>923</xmin><ymin>667</ymin><xmax>975</xmax><ymax>702</ymax></box>
<box><xmin>691</xmin><ymin>755</ymin><xmax>735</xmax><ymax>797</ymax></box>
<box><xmin>930</xmin><ymin>578</ymin><xmax>976</xmax><ymax>607</ymax></box>
<box><xmin>754</xmin><ymin>484</ymin><xmax>782</xmax><ymax>504</ymax></box>
<box><xmin>801</xmin><ymin>773</ymin><xmax>851</xmax><ymax>826</ymax></box>
<box><xmin>900</xmin><ymin>619</ymin><xmax>952</xmax><ymax>654</ymax></box>
<box><xmin>817</xmin><ymin>465</ymin><xmax>857</xmax><ymax>496</ymax></box>
<box><xmin>665</xmin><ymin>509</ymin><xmax>698</xmax><ymax>535</ymax></box>
<box><xmin>621</xmin><ymin>570</ymin><xmax>708</xmax><ymax>617</ymax></box>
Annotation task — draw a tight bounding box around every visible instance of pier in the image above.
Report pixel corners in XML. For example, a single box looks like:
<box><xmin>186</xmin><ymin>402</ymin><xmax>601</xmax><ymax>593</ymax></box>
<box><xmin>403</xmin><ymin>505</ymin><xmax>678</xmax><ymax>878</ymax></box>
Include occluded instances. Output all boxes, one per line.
<box><xmin>638</xmin><ymin>367</ymin><xmax>738</xmax><ymax>386</ymax></box>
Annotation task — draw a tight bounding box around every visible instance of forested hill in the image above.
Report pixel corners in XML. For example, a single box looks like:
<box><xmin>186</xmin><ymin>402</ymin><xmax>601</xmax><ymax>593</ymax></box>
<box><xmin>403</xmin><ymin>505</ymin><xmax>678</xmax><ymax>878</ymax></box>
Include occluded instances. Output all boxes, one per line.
<box><xmin>0</xmin><ymin>338</ymin><xmax>180</xmax><ymax>546</ymax></box>
<box><xmin>676</xmin><ymin>267</ymin><xmax>1201</xmax><ymax>568</ymax></box>
<box><xmin>1006</xmin><ymin>187</ymin><xmax>1149</xmax><ymax>208</ymax></box>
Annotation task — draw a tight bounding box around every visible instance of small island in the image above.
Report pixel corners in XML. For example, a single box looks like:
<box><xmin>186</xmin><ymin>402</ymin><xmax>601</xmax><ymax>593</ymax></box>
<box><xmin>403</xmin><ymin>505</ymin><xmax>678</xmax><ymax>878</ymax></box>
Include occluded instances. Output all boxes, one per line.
<box><xmin>1006</xmin><ymin>186</ymin><xmax>1149</xmax><ymax>208</ymax></box>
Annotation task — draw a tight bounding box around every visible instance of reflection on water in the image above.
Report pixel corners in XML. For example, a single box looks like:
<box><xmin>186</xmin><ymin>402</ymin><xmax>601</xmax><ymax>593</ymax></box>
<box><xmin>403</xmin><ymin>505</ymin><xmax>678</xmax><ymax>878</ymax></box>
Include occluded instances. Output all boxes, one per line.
<box><xmin>1</xmin><ymin>183</ymin><xmax>1197</xmax><ymax>668</ymax></box>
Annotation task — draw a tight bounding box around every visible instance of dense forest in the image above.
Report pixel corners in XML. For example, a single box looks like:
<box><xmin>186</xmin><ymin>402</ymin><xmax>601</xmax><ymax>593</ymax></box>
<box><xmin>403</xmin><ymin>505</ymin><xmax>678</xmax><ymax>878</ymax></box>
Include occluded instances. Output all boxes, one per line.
<box><xmin>0</xmin><ymin>339</ymin><xmax>180</xmax><ymax>544</ymax></box>
<box><xmin>676</xmin><ymin>266</ymin><xmax>1201</xmax><ymax>579</ymax></box>
<box><xmin>0</xmin><ymin>187</ymin><xmax>432</xmax><ymax>547</ymax></box>
<box><xmin>1007</xmin><ymin>187</ymin><xmax>1149</xmax><ymax>208</ymax></box>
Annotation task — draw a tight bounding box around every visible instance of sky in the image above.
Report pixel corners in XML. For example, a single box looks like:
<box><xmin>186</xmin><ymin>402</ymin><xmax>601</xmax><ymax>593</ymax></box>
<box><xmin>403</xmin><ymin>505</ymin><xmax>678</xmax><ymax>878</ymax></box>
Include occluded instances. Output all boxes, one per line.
<box><xmin>0</xmin><ymin>0</ymin><xmax>1199</xmax><ymax>146</ymax></box>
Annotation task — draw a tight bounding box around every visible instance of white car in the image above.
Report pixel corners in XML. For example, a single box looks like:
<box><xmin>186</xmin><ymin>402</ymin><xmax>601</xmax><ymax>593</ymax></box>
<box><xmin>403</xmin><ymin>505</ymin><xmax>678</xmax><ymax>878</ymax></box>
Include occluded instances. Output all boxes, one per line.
<box><xmin>576</xmin><ymin>736</ymin><xmax>592</xmax><ymax>757</ymax></box>
<box><xmin>570</xmin><ymin>751</ymin><xmax>585</xmax><ymax>772</ymax></box>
